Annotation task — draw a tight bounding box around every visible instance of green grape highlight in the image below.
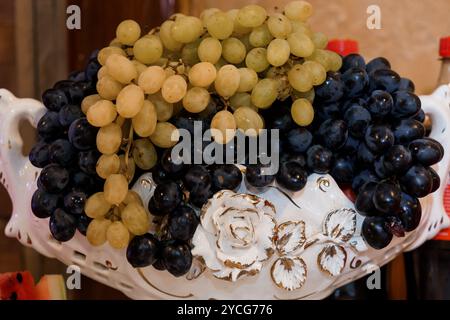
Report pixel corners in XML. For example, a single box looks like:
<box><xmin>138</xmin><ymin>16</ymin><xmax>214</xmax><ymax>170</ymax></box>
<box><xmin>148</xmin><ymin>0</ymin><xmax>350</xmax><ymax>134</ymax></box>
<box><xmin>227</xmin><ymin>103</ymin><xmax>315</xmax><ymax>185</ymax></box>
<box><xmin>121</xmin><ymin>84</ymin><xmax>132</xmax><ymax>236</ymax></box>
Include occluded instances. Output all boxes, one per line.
<box><xmin>222</xmin><ymin>38</ymin><xmax>246</xmax><ymax>64</ymax></box>
<box><xmin>251</xmin><ymin>78</ymin><xmax>279</xmax><ymax>109</ymax></box>
<box><xmin>198</xmin><ymin>37</ymin><xmax>223</xmax><ymax>64</ymax></box>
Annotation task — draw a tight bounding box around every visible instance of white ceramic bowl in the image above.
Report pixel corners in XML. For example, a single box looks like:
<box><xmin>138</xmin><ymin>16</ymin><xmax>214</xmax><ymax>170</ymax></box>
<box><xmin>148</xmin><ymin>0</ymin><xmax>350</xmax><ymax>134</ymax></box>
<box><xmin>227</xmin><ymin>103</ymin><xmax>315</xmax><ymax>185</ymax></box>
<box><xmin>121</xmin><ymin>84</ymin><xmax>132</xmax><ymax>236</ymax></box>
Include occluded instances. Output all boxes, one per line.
<box><xmin>0</xmin><ymin>86</ymin><xmax>449</xmax><ymax>300</ymax></box>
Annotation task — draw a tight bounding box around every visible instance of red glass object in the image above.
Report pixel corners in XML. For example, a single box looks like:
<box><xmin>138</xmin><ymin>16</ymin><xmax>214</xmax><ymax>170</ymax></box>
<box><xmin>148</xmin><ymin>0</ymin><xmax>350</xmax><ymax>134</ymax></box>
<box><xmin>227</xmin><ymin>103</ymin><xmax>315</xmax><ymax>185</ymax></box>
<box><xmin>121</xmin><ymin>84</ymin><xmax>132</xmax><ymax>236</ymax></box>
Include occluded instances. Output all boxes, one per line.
<box><xmin>326</xmin><ymin>39</ymin><xmax>359</xmax><ymax>56</ymax></box>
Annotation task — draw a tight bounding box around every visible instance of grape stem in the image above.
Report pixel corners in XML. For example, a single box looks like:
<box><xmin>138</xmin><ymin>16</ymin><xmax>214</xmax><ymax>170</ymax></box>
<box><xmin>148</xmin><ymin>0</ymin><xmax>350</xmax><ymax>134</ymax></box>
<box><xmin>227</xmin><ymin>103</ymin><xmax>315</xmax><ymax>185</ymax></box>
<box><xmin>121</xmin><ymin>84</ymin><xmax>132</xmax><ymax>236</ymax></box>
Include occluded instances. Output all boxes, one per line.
<box><xmin>148</xmin><ymin>27</ymin><xmax>159</xmax><ymax>35</ymax></box>
<box><xmin>219</xmin><ymin>96</ymin><xmax>229</xmax><ymax>111</ymax></box>
<box><xmin>116</xmin><ymin>116</ymin><xmax>125</xmax><ymax>127</ymax></box>
<box><xmin>124</xmin><ymin>123</ymin><xmax>134</xmax><ymax>172</ymax></box>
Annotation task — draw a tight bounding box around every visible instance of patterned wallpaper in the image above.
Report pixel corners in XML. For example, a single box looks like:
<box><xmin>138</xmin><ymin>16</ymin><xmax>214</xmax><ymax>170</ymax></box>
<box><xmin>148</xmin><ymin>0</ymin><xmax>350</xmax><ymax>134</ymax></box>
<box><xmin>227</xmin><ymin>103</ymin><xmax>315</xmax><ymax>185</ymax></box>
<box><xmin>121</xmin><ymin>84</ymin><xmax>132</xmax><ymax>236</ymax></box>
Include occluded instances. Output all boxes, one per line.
<box><xmin>190</xmin><ymin>0</ymin><xmax>450</xmax><ymax>94</ymax></box>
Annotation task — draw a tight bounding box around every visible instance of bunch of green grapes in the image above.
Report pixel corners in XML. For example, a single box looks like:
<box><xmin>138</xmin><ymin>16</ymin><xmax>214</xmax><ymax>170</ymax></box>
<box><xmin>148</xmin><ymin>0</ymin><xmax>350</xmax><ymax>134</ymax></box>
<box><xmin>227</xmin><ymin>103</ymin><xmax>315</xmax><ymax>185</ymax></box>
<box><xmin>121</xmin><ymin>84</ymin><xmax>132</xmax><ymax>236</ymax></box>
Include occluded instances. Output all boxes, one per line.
<box><xmin>92</xmin><ymin>0</ymin><xmax>340</xmax><ymax>146</ymax></box>
<box><xmin>82</xmin><ymin>1</ymin><xmax>341</xmax><ymax>250</ymax></box>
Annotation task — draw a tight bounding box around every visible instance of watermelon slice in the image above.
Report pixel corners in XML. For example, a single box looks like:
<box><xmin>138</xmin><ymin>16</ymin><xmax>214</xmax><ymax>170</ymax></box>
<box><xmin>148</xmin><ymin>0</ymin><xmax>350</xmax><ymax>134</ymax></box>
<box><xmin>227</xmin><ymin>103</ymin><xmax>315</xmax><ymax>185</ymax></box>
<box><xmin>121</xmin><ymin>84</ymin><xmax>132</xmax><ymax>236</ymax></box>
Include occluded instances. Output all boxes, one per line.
<box><xmin>34</xmin><ymin>275</ymin><xmax>67</xmax><ymax>300</ymax></box>
<box><xmin>0</xmin><ymin>271</ymin><xmax>67</xmax><ymax>300</ymax></box>
<box><xmin>0</xmin><ymin>271</ymin><xmax>36</xmax><ymax>300</ymax></box>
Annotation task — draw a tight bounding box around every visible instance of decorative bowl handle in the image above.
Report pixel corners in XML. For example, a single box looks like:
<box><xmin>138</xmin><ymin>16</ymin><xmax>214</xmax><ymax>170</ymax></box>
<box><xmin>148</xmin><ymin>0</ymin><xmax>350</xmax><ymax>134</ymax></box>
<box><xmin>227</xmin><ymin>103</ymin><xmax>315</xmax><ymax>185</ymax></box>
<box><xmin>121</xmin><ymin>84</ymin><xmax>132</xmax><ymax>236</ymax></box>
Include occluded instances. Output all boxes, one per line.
<box><xmin>0</xmin><ymin>89</ymin><xmax>46</xmax><ymax>247</ymax></box>
<box><xmin>406</xmin><ymin>84</ymin><xmax>450</xmax><ymax>250</ymax></box>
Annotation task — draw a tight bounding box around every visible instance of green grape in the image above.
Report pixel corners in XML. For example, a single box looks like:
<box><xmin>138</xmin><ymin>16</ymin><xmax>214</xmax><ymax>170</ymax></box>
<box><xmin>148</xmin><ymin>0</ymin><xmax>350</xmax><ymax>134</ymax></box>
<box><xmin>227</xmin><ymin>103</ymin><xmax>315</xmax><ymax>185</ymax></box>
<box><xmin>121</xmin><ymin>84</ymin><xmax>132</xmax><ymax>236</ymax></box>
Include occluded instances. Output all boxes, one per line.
<box><xmin>148</xmin><ymin>93</ymin><xmax>174</xmax><ymax>122</ymax></box>
<box><xmin>161</xmin><ymin>75</ymin><xmax>187</xmax><ymax>103</ymax></box>
<box><xmin>326</xmin><ymin>50</ymin><xmax>343</xmax><ymax>72</ymax></box>
<box><xmin>198</xmin><ymin>37</ymin><xmax>222</xmax><ymax>64</ymax></box>
<box><xmin>233</xmin><ymin>106</ymin><xmax>264</xmax><ymax>136</ymax></box>
<box><xmin>267</xmin><ymin>13</ymin><xmax>292</xmax><ymax>39</ymax></box>
<box><xmin>116</xmin><ymin>84</ymin><xmax>144</xmax><ymax>118</ymax></box>
<box><xmin>288</xmin><ymin>64</ymin><xmax>313</xmax><ymax>92</ymax></box>
<box><xmin>87</xmin><ymin>219</ymin><xmax>112</xmax><ymax>247</ymax></box>
<box><xmin>303</xmin><ymin>60</ymin><xmax>326</xmax><ymax>86</ymax></box>
<box><xmin>106</xmin><ymin>54</ymin><xmax>137</xmax><ymax>85</ymax></box>
<box><xmin>251</xmin><ymin>78</ymin><xmax>278</xmax><ymax>109</ymax></box>
<box><xmin>188</xmin><ymin>62</ymin><xmax>217</xmax><ymax>88</ymax></box>
<box><xmin>106</xmin><ymin>221</ymin><xmax>130</xmax><ymax>249</ymax></box>
<box><xmin>237</xmin><ymin>5</ymin><xmax>267</xmax><ymax>28</ymax></box>
<box><xmin>229</xmin><ymin>92</ymin><xmax>257</xmax><ymax>111</ymax></box>
<box><xmin>311</xmin><ymin>32</ymin><xmax>328</xmax><ymax>49</ymax></box>
<box><xmin>123</xmin><ymin>190</ymin><xmax>143</xmax><ymax>206</ymax></box>
<box><xmin>159</xmin><ymin>20</ymin><xmax>183</xmax><ymax>52</ymax></box>
<box><xmin>87</xmin><ymin>100</ymin><xmax>117</xmax><ymax>128</ymax></box>
<box><xmin>305</xmin><ymin>49</ymin><xmax>330</xmax><ymax>70</ymax></box>
<box><xmin>109</xmin><ymin>38</ymin><xmax>122</xmax><ymax>48</ymax></box>
<box><xmin>150</xmin><ymin>122</ymin><xmax>179</xmax><ymax>148</ymax></box>
<box><xmin>104</xmin><ymin>174</ymin><xmax>129</xmax><ymax>205</ymax></box>
<box><xmin>97</xmin><ymin>66</ymin><xmax>108</xmax><ymax>80</ymax></box>
<box><xmin>290</xmin><ymin>20</ymin><xmax>313</xmax><ymax>37</ymax></box>
<box><xmin>291</xmin><ymin>88</ymin><xmax>315</xmax><ymax>103</ymax></box>
<box><xmin>97</xmin><ymin>123</ymin><xmax>123</xmax><ymax>155</ymax></box>
<box><xmin>81</xmin><ymin>94</ymin><xmax>101</xmax><ymax>114</ymax></box>
<box><xmin>132</xmin><ymin>100</ymin><xmax>157</xmax><ymax>138</ymax></box>
<box><xmin>200</xmin><ymin>8</ymin><xmax>221</xmax><ymax>26</ymax></box>
<box><xmin>246</xmin><ymin>48</ymin><xmax>270</xmax><ymax>73</ymax></box>
<box><xmin>291</xmin><ymin>98</ymin><xmax>314</xmax><ymax>126</ymax></box>
<box><xmin>183</xmin><ymin>87</ymin><xmax>210</xmax><ymax>113</ymax></box>
<box><xmin>116</xmin><ymin>20</ymin><xmax>141</xmax><ymax>46</ymax></box>
<box><xmin>214</xmin><ymin>64</ymin><xmax>240</xmax><ymax>98</ymax></box>
<box><xmin>96</xmin><ymin>75</ymin><xmax>124</xmax><ymax>101</ymax></box>
<box><xmin>226</xmin><ymin>9</ymin><xmax>252</xmax><ymax>36</ymax></box>
<box><xmin>85</xmin><ymin>192</ymin><xmax>112</xmax><ymax>219</ymax></box>
<box><xmin>132</xmin><ymin>139</ymin><xmax>158</xmax><ymax>170</ymax></box>
<box><xmin>267</xmin><ymin>39</ymin><xmax>290</xmax><ymax>67</ymax></box>
<box><xmin>96</xmin><ymin>154</ymin><xmax>121</xmax><ymax>180</ymax></box>
<box><xmin>132</xmin><ymin>60</ymin><xmax>147</xmax><ymax>82</ymax></box>
<box><xmin>133</xmin><ymin>35</ymin><xmax>163</xmax><ymax>64</ymax></box>
<box><xmin>121</xmin><ymin>202</ymin><xmax>150</xmax><ymax>236</ymax></box>
<box><xmin>169</xmin><ymin>13</ymin><xmax>186</xmax><ymax>21</ymax></box>
<box><xmin>288</xmin><ymin>32</ymin><xmax>315</xmax><ymax>57</ymax></box>
<box><xmin>181</xmin><ymin>38</ymin><xmax>201</xmax><ymax>66</ymax></box>
<box><xmin>237</xmin><ymin>68</ymin><xmax>258</xmax><ymax>92</ymax></box>
<box><xmin>170</xmin><ymin>16</ymin><xmax>203</xmax><ymax>44</ymax></box>
<box><xmin>138</xmin><ymin>66</ymin><xmax>166</xmax><ymax>94</ymax></box>
<box><xmin>249</xmin><ymin>24</ymin><xmax>273</xmax><ymax>47</ymax></box>
<box><xmin>222</xmin><ymin>38</ymin><xmax>246</xmax><ymax>64</ymax></box>
<box><xmin>211</xmin><ymin>110</ymin><xmax>236</xmax><ymax>144</ymax></box>
<box><xmin>284</xmin><ymin>1</ymin><xmax>314</xmax><ymax>22</ymax></box>
<box><xmin>206</xmin><ymin>11</ymin><xmax>233</xmax><ymax>40</ymax></box>
<box><xmin>98</xmin><ymin>46</ymin><xmax>126</xmax><ymax>66</ymax></box>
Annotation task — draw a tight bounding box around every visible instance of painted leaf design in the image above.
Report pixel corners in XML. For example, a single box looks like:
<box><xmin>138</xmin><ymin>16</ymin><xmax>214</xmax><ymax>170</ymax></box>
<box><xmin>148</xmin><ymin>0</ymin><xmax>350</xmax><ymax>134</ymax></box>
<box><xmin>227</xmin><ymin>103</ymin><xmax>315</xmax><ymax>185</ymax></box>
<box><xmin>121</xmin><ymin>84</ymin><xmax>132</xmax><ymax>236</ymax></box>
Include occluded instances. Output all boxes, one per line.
<box><xmin>348</xmin><ymin>235</ymin><xmax>368</xmax><ymax>252</ymax></box>
<box><xmin>317</xmin><ymin>244</ymin><xmax>347</xmax><ymax>276</ymax></box>
<box><xmin>323</xmin><ymin>208</ymin><xmax>356</xmax><ymax>242</ymax></box>
<box><xmin>275</xmin><ymin>221</ymin><xmax>306</xmax><ymax>255</ymax></box>
<box><xmin>271</xmin><ymin>257</ymin><xmax>307</xmax><ymax>291</ymax></box>
<box><xmin>185</xmin><ymin>256</ymin><xmax>206</xmax><ymax>281</ymax></box>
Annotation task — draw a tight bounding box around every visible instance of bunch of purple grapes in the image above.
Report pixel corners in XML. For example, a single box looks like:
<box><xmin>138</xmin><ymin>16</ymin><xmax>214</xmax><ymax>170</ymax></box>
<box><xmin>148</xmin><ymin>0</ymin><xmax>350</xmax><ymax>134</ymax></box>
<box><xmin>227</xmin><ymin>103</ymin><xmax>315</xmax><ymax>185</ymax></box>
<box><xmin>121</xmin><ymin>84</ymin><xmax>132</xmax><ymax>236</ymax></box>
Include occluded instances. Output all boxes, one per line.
<box><xmin>260</xmin><ymin>55</ymin><xmax>443</xmax><ymax>250</ymax></box>
<box><xmin>127</xmin><ymin>117</ymin><xmax>245</xmax><ymax>276</ymax></box>
<box><xmin>29</xmin><ymin>51</ymin><xmax>102</xmax><ymax>242</ymax></box>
